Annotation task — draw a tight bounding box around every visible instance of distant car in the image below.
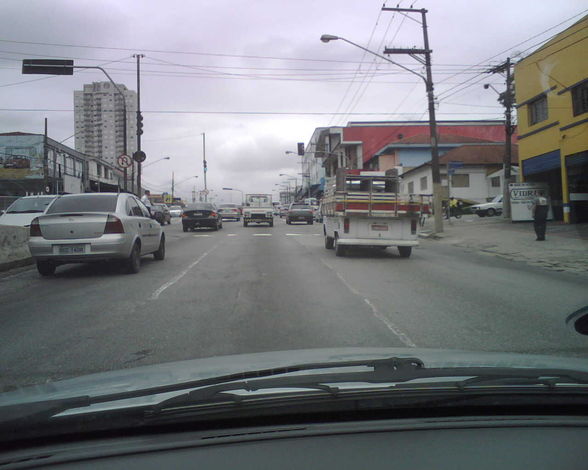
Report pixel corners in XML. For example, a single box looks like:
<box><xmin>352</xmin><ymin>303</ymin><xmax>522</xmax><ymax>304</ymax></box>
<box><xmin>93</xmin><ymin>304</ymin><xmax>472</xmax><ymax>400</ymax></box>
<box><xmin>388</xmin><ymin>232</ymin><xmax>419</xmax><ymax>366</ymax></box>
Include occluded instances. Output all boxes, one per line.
<box><xmin>169</xmin><ymin>205</ymin><xmax>183</xmax><ymax>217</ymax></box>
<box><xmin>219</xmin><ymin>204</ymin><xmax>241</xmax><ymax>221</ymax></box>
<box><xmin>279</xmin><ymin>207</ymin><xmax>289</xmax><ymax>218</ymax></box>
<box><xmin>182</xmin><ymin>203</ymin><xmax>223</xmax><ymax>231</ymax></box>
<box><xmin>314</xmin><ymin>203</ymin><xmax>323</xmax><ymax>223</ymax></box>
<box><xmin>470</xmin><ymin>195</ymin><xmax>503</xmax><ymax>217</ymax></box>
<box><xmin>286</xmin><ymin>203</ymin><xmax>314</xmax><ymax>225</ymax></box>
<box><xmin>151</xmin><ymin>203</ymin><xmax>171</xmax><ymax>225</ymax></box>
<box><xmin>0</xmin><ymin>195</ymin><xmax>57</xmax><ymax>227</ymax></box>
<box><xmin>28</xmin><ymin>193</ymin><xmax>165</xmax><ymax>276</ymax></box>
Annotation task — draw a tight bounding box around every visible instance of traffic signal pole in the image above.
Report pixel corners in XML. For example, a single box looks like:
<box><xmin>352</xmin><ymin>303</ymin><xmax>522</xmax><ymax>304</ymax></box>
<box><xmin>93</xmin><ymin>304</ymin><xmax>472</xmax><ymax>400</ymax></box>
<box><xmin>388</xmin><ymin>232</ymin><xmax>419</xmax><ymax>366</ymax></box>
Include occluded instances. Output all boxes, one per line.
<box><xmin>133</xmin><ymin>54</ymin><xmax>145</xmax><ymax>196</ymax></box>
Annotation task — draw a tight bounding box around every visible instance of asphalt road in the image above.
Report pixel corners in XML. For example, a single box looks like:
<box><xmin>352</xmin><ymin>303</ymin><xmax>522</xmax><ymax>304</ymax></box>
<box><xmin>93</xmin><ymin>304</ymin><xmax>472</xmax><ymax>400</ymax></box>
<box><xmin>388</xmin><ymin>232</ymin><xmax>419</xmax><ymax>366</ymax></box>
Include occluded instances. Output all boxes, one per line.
<box><xmin>1</xmin><ymin>217</ymin><xmax>587</xmax><ymax>390</ymax></box>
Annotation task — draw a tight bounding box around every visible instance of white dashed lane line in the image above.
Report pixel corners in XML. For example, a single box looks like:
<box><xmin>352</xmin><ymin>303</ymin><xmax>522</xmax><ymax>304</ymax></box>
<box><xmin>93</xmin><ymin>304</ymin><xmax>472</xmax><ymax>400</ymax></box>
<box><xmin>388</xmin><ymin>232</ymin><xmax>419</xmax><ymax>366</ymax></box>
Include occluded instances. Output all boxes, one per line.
<box><xmin>193</xmin><ymin>234</ymin><xmax>211</xmax><ymax>237</ymax></box>
<box><xmin>253</xmin><ymin>234</ymin><xmax>272</xmax><ymax>237</ymax></box>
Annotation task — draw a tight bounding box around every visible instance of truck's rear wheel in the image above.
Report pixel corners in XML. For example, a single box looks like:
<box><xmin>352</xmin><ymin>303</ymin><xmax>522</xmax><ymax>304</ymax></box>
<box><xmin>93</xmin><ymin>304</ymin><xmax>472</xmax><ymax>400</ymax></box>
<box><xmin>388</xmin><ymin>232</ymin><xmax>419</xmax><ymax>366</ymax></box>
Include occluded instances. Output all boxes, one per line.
<box><xmin>269</xmin><ymin>220</ymin><xmax>274</xmax><ymax>227</ymax></box>
<box><xmin>334</xmin><ymin>236</ymin><xmax>346</xmax><ymax>257</ymax></box>
<box><xmin>398</xmin><ymin>246</ymin><xmax>412</xmax><ymax>258</ymax></box>
<box><xmin>243</xmin><ymin>221</ymin><xmax>248</xmax><ymax>227</ymax></box>
<box><xmin>325</xmin><ymin>236</ymin><xmax>334</xmax><ymax>249</ymax></box>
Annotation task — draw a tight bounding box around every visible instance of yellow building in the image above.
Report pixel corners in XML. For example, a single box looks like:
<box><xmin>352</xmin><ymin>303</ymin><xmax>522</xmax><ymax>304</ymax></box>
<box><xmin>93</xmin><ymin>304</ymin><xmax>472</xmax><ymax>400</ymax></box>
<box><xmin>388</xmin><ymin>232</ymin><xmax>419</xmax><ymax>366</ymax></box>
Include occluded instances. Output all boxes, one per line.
<box><xmin>514</xmin><ymin>15</ymin><xmax>588</xmax><ymax>223</ymax></box>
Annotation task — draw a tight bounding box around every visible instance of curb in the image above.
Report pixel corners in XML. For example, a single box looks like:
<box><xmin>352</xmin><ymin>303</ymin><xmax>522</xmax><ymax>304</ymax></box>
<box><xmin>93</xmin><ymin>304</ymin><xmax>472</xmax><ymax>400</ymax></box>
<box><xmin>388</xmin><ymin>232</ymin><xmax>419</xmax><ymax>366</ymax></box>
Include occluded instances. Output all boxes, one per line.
<box><xmin>0</xmin><ymin>257</ymin><xmax>34</xmax><ymax>273</ymax></box>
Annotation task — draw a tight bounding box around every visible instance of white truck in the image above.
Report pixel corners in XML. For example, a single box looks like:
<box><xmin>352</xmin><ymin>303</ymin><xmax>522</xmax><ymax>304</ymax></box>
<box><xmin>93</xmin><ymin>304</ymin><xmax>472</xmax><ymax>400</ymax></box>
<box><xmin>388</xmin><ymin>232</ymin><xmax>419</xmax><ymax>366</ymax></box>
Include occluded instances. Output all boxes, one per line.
<box><xmin>322</xmin><ymin>169</ymin><xmax>428</xmax><ymax>258</ymax></box>
<box><xmin>243</xmin><ymin>194</ymin><xmax>274</xmax><ymax>227</ymax></box>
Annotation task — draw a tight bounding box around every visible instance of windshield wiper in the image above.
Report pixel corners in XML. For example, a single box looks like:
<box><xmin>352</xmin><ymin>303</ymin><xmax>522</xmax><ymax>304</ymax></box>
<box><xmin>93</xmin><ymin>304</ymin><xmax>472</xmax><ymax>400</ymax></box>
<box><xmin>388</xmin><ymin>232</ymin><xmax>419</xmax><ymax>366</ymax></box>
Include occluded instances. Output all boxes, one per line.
<box><xmin>3</xmin><ymin>357</ymin><xmax>588</xmax><ymax>425</ymax></box>
<box><xmin>6</xmin><ymin>210</ymin><xmax>43</xmax><ymax>214</ymax></box>
<box><xmin>151</xmin><ymin>364</ymin><xmax>588</xmax><ymax>414</ymax></box>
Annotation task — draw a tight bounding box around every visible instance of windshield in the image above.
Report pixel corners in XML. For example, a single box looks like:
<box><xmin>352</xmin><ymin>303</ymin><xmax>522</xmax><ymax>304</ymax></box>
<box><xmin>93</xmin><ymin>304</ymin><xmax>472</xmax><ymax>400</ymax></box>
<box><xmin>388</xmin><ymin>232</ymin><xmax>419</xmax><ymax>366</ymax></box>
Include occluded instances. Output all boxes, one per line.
<box><xmin>1</xmin><ymin>0</ymin><xmax>587</xmax><ymax>445</ymax></box>
<box><xmin>46</xmin><ymin>195</ymin><xmax>118</xmax><ymax>213</ymax></box>
<box><xmin>5</xmin><ymin>196</ymin><xmax>55</xmax><ymax>213</ymax></box>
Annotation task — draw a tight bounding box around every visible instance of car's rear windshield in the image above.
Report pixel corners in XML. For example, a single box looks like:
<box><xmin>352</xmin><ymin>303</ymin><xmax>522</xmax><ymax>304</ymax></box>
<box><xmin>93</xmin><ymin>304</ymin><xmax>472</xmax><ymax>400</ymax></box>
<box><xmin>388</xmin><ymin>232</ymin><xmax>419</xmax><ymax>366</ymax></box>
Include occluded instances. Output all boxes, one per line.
<box><xmin>186</xmin><ymin>204</ymin><xmax>214</xmax><ymax>210</ymax></box>
<box><xmin>220</xmin><ymin>204</ymin><xmax>239</xmax><ymax>208</ymax></box>
<box><xmin>6</xmin><ymin>196</ymin><xmax>55</xmax><ymax>214</ymax></box>
<box><xmin>170</xmin><ymin>206</ymin><xmax>181</xmax><ymax>210</ymax></box>
<box><xmin>291</xmin><ymin>205</ymin><xmax>312</xmax><ymax>210</ymax></box>
<box><xmin>46</xmin><ymin>195</ymin><xmax>119</xmax><ymax>214</ymax></box>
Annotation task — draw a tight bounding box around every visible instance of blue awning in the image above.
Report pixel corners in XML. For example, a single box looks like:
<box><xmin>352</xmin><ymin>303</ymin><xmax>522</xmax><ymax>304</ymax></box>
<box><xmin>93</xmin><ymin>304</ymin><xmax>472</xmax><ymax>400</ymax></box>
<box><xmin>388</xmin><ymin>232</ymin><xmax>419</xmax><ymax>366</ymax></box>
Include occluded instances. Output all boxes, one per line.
<box><xmin>522</xmin><ymin>150</ymin><xmax>561</xmax><ymax>176</ymax></box>
<box><xmin>567</xmin><ymin>151</ymin><xmax>588</xmax><ymax>167</ymax></box>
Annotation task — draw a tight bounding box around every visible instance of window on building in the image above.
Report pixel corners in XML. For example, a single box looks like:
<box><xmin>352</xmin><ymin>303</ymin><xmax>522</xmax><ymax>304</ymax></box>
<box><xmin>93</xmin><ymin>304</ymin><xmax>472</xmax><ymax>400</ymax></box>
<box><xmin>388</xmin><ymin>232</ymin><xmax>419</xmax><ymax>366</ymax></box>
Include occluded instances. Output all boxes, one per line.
<box><xmin>572</xmin><ymin>82</ymin><xmax>588</xmax><ymax>116</ymax></box>
<box><xmin>420</xmin><ymin>176</ymin><xmax>428</xmax><ymax>190</ymax></box>
<box><xmin>407</xmin><ymin>181</ymin><xmax>414</xmax><ymax>193</ymax></box>
<box><xmin>452</xmin><ymin>174</ymin><xmax>470</xmax><ymax>188</ymax></box>
<box><xmin>528</xmin><ymin>96</ymin><xmax>548</xmax><ymax>125</ymax></box>
<box><xmin>491</xmin><ymin>176</ymin><xmax>501</xmax><ymax>187</ymax></box>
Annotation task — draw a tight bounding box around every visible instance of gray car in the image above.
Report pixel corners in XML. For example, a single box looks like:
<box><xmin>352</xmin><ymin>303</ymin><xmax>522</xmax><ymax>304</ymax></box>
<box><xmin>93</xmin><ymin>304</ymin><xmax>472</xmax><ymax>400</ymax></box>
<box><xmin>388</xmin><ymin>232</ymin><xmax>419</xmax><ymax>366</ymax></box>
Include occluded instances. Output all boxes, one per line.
<box><xmin>28</xmin><ymin>193</ymin><xmax>165</xmax><ymax>276</ymax></box>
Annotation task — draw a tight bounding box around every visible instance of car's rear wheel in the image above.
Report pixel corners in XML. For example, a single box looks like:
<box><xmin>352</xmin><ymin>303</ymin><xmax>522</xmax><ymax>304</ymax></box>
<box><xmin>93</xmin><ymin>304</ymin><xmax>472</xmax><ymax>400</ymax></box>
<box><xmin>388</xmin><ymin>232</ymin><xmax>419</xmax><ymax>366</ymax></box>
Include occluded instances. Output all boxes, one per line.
<box><xmin>37</xmin><ymin>260</ymin><xmax>56</xmax><ymax>276</ymax></box>
<box><xmin>486</xmin><ymin>208</ymin><xmax>496</xmax><ymax>217</ymax></box>
<box><xmin>243</xmin><ymin>221</ymin><xmax>248</xmax><ymax>227</ymax></box>
<box><xmin>334</xmin><ymin>235</ymin><xmax>346</xmax><ymax>257</ymax></box>
<box><xmin>183</xmin><ymin>225</ymin><xmax>188</xmax><ymax>232</ymax></box>
<box><xmin>325</xmin><ymin>236</ymin><xmax>334</xmax><ymax>249</ymax></box>
<box><xmin>309</xmin><ymin>220</ymin><xmax>314</xmax><ymax>225</ymax></box>
<box><xmin>126</xmin><ymin>242</ymin><xmax>141</xmax><ymax>274</ymax></box>
<box><xmin>398</xmin><ymin>246</ymin><xmax>412</xmax><ymax>258</ymax></box>
<box><xmin>154</xmin><ymin>235</ymin><xmax>165</xmax><ymax>260</ymax></box>
<box><xmin>269</xmin><ymin>220</ymin><xmax>274</xmax><ymax>227</ymax></box>
<box><xmin>477</xmin><ymin>212</ymin><xmax>486</xmax><ymax>217</ymax></box>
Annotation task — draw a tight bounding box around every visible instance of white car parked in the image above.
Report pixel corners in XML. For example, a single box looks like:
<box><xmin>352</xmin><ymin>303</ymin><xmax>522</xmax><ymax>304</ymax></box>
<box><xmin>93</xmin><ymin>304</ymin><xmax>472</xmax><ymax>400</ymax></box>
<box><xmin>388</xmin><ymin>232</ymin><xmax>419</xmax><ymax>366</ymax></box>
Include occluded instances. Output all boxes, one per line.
<box><xmin>469</xmin><ymin>195</ymin><xmax>503</xmax><ymax>217</ymax></box>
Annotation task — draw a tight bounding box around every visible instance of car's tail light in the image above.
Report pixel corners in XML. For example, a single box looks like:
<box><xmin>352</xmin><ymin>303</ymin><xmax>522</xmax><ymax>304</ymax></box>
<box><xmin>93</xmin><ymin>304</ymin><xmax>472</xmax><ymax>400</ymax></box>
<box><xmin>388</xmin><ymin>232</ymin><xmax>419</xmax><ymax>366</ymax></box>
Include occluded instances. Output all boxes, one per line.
<box><xmin>411</xmin><ymin>219</ymin><xmax>417</xmax><ymax>234</ymax></box>
<box><xmin>343</xmin><ymin>217</ymin><xmax>350</xmax><ymax>233</ymax></box>
<box><xmin>181</xmin><ymin>212</ymin><xmax>188</xmax><ymax>218</ymax></box>
<box><xmin>210</xmin><ymin>211</ymin><xmax>217</xmax><ymax>218</ymax></box>
<box><xmin>30</xmin><ymin>218</ymin><xmax>42</xmax><ymax>237</ymax></box>
<box><xmin>104</xmin><ymin>214</ymin><xmax>125</xmax><ymax>234</ymax></box>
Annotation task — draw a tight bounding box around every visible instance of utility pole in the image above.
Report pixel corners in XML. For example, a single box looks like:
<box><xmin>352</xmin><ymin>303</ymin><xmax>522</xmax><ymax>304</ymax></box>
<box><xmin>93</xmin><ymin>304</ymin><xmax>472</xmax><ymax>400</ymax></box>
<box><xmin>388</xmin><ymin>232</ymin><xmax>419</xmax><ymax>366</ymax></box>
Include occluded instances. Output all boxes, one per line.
<box><xmin>133</xmin><ymin>53</ymin><xmax>145</xmax><ymax>195</ymax></box>
<box><xmin>202</xmin><ymin>132</ymin><xmax>207</xmax><ymax>201</ymax></box>
<box><xmin>43</xmin><ymin>117</ymin><xmax>48</xmax><ymax>194</ymax></box>
<box><xmin>488</xmin><ymin>58</ymin><xmax>515</xmax><ymax>219</ymax></box>
<box><xmin>171</xmin><ymin>172</ymin><xmax>175</xmax><ymax>201</ymax></box>
<box><xmin>382</xmin><ymin>6</ymin><xmax>443</xmax><ymax>233</ymax></box>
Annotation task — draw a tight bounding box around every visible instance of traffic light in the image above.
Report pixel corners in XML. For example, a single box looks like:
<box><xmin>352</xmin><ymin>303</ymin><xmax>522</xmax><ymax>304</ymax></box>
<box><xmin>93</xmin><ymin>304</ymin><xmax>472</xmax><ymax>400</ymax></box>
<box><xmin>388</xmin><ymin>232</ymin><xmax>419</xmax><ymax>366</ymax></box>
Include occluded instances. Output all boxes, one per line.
<box><xmin>137</xmin><ymin>112</ymin><xmax>144</xmax><ymax>136</ymax></box>
<box><xmin>297</xmin><ymin>142</ymin><xmax>305</xmax><ymax>156</ymax></box>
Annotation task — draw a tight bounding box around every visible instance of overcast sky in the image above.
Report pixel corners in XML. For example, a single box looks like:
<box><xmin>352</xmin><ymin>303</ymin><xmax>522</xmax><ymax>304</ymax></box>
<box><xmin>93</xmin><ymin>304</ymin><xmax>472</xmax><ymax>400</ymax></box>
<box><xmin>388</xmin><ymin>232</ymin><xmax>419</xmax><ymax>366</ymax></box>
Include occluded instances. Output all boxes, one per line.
<box><xmin>1</xmin><ymin>0</ymin><xmax>586</xmax><ymax>202</ymax></box>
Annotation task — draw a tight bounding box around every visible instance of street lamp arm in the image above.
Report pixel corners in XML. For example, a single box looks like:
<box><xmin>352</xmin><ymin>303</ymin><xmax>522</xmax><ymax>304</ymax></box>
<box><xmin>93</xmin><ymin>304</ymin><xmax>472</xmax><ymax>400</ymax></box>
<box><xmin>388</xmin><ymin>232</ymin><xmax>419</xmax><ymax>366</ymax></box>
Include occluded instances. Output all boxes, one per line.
<box><xmin>323</xmin><ymin>36</ymin><xmax>426</xmax><ymax>83</ymax></box>
<box><xmin>176</xmin><ymin>175</ymin><xmax>198</xmax><ymax>185</ymax></box>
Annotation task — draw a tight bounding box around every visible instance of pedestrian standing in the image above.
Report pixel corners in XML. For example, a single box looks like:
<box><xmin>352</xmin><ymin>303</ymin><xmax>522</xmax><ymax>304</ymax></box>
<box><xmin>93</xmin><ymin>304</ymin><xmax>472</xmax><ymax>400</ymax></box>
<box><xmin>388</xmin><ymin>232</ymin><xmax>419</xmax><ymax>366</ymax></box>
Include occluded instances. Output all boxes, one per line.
<box><xmin>532</xmin><ymin>196</ymin><xmax>548</xmax><ymax>241</ymax></box>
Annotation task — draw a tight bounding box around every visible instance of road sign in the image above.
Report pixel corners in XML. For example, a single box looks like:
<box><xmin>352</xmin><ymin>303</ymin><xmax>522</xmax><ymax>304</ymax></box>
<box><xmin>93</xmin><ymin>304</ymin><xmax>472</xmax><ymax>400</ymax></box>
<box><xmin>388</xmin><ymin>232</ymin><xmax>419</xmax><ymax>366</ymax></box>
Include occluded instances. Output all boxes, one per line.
<box><xmin>133</xmin><ymin>151</ymin><xmax>147</xmax><ymax>163</ymax></box>
<box><xmin>117</xmin><ymin>154</ymin><xmax>132</xmax><ymax>168</ymax></box>
<box><xmin>22</xmin><ymin>59</ymin><xmax>74</xmax><ymax>75</ymax></box>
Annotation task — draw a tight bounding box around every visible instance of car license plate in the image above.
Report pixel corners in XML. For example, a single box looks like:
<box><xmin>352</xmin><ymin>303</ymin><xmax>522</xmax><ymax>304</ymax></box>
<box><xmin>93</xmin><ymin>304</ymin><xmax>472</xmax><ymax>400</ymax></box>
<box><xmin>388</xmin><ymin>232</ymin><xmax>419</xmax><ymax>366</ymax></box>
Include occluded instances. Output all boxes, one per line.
<box><xmin>371</xmin><ymin>224</ymin><xmax>389</xmax><ymax>231</ymax></box>
<box><xmin>192</xmin><ymin>212</ymin><xmax>203</xmax><ymax>216</ymax></box>
<box><xmin>58</xmin><ymin>244</ymin><xmax>86</xmax><ymax>254</ymax></box>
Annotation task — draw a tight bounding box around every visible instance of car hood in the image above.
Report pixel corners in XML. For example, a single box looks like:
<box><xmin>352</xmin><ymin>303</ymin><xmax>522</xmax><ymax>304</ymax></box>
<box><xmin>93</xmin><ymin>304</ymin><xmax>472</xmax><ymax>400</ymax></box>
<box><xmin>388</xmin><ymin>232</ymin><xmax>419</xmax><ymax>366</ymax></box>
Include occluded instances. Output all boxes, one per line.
<box><xmin>0</xmin><ymin>213</ymin><xmax>41</xmax><ymax>227</ymax></box>
<box><xmin>1</xmin><ymin>348</ymin><xmax>587</xmax><ymax>410</ymax></box>
<box><xmin>471</xmin><ymin>202</ymin><xmax>501</xmax><ymax>209</ymax></box>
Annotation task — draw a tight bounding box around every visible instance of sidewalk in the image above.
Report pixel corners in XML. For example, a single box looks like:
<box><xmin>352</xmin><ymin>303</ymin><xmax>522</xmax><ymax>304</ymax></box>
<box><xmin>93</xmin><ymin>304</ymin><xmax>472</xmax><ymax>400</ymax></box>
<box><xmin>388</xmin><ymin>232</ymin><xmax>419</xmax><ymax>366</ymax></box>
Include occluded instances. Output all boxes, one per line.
<box><xmin>419</xmin><ymin>215</ymin><xmax>588</xmax><ymax>275</ymax></box>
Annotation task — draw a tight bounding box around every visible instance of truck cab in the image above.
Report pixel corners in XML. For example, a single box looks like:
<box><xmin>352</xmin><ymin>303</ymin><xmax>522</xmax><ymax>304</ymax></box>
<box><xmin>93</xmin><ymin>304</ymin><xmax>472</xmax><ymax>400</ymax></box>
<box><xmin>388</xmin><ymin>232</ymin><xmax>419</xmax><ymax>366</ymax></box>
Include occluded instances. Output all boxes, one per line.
<box><xmin>243</xmin><ymin>194</ymin><xmax>274</xmax><ymax>227</ymax></box>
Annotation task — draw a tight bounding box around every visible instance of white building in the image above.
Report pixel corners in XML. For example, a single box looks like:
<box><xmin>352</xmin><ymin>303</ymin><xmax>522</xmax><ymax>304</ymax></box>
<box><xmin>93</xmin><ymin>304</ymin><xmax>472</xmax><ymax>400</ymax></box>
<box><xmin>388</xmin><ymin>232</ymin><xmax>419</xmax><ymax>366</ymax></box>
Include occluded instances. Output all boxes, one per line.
<box><xmin>74</xmin><ymin>82</ymin><xmax>137</xmax><ymax>166</ymax></box>
<box><xmin>401</xmin><ymin>143</ymin><xmax>519</xmax><ymax>203</ymax></box>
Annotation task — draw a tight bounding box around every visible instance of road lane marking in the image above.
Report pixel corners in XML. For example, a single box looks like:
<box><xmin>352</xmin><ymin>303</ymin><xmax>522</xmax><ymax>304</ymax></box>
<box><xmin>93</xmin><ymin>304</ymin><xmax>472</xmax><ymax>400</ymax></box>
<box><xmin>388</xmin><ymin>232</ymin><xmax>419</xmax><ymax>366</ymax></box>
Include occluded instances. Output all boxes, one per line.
<box><xmin>320</xmin><ymin>259</ymin><xmax>416</xmax><ymax>348</ymax></box>
<box><xmin>193</xmin><ymin>234</ymin><xmax>211</xmax><ymax>237</ymax></box>
<box><xmin>285</xmin><ymin>233</ymin><xmax>302</xmax><ymax>236</ymax></box>
<box><xmin>253</xmin><ymin>234</ymin><xmax>272</xmax><ymax>236</ymax></box>
<box><xmin>150</xmin><ymin>244</ymin><xmax>219</xmax><ymax>300</ymax></box>
<box><xmin>227</xmin><ymin>233</ymin><xmax>237</xmax><ymax>237</ymax></box>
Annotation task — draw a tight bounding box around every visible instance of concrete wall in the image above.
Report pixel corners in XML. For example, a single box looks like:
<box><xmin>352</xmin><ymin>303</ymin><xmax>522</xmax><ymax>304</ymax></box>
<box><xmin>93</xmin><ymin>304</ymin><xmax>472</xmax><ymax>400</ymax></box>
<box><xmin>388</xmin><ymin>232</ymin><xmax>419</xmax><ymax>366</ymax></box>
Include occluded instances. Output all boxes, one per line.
<box><xmin>0</xmin><ymin>225</ymin><xmax>32</xmax><ymax>271</ymax></box>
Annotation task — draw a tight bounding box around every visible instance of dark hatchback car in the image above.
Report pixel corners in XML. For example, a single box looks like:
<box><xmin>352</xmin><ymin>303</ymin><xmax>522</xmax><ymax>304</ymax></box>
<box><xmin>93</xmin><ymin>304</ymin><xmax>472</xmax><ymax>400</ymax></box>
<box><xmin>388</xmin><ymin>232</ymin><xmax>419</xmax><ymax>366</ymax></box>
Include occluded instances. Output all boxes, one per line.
<box><xmin>151</xmin><ymin>204</ymin><xmax>171</xmax><ymax>226</ymax></box>
<box><xmin>182</xmin><ymin>203</ymin><xmax>223</xmax><ymax>231</ymax></box>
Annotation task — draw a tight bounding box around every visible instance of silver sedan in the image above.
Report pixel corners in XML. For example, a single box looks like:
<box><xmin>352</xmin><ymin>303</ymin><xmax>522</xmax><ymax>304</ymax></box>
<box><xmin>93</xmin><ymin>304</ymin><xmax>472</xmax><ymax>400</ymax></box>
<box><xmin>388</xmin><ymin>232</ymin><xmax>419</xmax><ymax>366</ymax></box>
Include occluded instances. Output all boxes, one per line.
<box><xmin>28</xmin><ymin>192</ymin><xmax>165</xmax><ymax>276</ymax></box>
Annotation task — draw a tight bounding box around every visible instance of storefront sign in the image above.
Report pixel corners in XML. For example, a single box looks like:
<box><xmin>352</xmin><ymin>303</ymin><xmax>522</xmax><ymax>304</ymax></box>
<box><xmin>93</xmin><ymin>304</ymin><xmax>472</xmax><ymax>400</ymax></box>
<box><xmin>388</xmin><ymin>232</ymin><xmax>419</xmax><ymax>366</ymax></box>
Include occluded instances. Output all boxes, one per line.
<box><xmin>509</xmin><ymin>182</ymin><xmax>553</xmax><ymax>221</ymax></box>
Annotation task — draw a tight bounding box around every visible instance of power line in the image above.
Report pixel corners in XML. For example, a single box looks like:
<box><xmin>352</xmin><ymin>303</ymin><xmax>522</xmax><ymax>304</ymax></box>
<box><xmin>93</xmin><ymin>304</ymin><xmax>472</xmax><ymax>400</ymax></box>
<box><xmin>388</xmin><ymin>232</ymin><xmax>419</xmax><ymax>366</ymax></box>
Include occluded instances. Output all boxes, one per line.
<box><xmin>0</xmin><ymin>107</ymin><xmax>503</xmax><ymax>116</ymax></box>
<box><xmin>435</xmin><ymin>8</ymin><xmax>588</xmax><ymax>99</ymax></box>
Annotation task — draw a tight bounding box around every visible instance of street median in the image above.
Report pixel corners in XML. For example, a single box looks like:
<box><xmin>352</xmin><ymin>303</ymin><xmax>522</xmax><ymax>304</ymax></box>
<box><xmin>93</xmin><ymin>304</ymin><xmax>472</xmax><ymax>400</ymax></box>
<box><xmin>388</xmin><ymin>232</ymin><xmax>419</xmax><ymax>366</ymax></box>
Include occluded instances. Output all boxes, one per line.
<box><xmin>0</xmin><ymin>225</ymin><xmax>33</xmax><ymax>272</ymax></box>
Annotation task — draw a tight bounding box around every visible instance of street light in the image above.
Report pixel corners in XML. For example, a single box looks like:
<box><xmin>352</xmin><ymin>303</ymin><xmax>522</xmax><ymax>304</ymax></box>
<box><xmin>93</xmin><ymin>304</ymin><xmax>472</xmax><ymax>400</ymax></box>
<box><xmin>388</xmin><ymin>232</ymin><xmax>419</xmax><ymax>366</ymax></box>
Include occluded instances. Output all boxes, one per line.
<box><xmin>320</xmin><ymin>34</ymin><xmax>444</xmax><ymax>233</ymax></box>
<box><xmin>142</xmin><ymin>156</ymin><xmax>170</xmax><ymax>169</ymax></box>
<box><xmin>222</xmin><ymin>187</ymin><xmax>244</xmax><ymax>204</ymax></box>
<box><xmin>22</xmin><ymin>59</ymin><xmax>130</xmax><ymax>192</ymax></box>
